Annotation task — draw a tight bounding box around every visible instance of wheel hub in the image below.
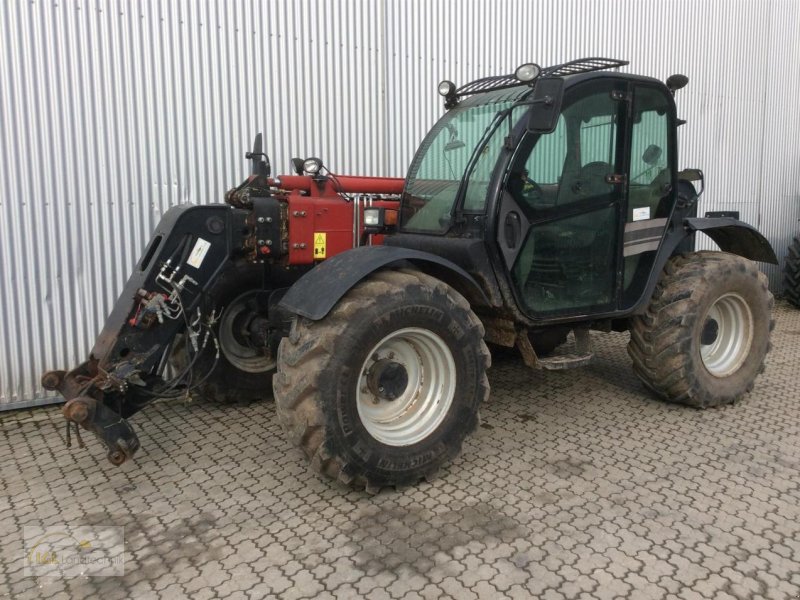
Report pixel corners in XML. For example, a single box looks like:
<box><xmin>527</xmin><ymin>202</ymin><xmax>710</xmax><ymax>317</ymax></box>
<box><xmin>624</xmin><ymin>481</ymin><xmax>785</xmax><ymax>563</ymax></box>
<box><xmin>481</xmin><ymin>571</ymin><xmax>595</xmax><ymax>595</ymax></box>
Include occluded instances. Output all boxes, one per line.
<box><xmin>356</xmin><ymin>327</ymin><xmax>456</xmax><ymax>447</ymax></box>
<box><xmin>218</xmin><ymin>291</ymin><xmax>276</xmax><ymax>373</ymax></box>
<box><xmin>700</xmin><ymin>318</ymin><xmax>719</xmax><ymax>345</ymax></box>
<box><xmin>366</xmin><ymin>359</ymin><xmax>409</xmax><ymax>401</ymax></box>
<box><xmin>699</xmin><ymin>293</ymin><xmax>754</xmax><ymax>377</ymax></box>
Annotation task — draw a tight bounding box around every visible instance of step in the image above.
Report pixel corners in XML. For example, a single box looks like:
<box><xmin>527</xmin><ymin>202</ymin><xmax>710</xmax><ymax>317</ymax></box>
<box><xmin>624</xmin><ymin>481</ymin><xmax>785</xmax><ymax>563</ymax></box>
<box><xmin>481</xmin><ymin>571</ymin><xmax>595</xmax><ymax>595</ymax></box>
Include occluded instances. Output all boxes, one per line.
<box><xmin>536</xmin><ymin>352</ymin><xmax>594</xmax><ymax>370</ymax></box>
<box><xmin>516</xmin><ymin>327</ymin><xmax>594</xmax><ymax>370</ymax></box>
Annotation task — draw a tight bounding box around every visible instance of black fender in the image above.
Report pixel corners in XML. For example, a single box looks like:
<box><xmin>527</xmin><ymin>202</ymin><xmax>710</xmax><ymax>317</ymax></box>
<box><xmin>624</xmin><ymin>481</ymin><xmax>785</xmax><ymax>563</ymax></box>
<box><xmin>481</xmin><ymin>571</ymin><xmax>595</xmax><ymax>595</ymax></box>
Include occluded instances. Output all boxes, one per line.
<box><xmin>683</xmin><ymin>217</ymin><xmax>777</xmax><ymax>264</ymax></box>
<box><xmin>628</xmin><ymin>216</ymin><xmax>776</xmax><ymax>316</ymax></box>
<box><xmin>279</xmin><ymin>245</ymin><xmax>491</xmax><ymax>320</ymax></box>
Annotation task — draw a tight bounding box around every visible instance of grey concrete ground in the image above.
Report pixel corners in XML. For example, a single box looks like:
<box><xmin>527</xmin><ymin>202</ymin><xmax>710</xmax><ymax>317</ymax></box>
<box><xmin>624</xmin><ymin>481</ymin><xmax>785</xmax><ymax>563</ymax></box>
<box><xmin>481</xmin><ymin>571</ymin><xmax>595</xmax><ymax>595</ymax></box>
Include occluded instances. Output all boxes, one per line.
<box><xmin>1</xmin><ymin>301</ymin><xmax>799</xmax><ymax>600</ymax></box>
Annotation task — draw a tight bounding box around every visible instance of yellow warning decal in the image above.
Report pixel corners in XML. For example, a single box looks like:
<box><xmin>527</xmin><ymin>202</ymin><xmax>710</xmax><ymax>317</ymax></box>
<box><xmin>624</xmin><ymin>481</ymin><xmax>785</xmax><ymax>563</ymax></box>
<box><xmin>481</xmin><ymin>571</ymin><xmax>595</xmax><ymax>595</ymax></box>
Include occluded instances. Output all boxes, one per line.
<box><xmin>313</xmin><ymin>232</ymin><xmax>326</xmax><ymax>259</ymax></box>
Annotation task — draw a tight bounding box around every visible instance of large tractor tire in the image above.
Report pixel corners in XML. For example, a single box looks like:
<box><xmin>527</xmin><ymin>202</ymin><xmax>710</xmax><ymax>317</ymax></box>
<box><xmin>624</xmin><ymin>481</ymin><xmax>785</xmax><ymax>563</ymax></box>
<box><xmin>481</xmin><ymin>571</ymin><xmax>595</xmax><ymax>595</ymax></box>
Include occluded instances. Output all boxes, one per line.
<box><xmin>785</xmin><ymin>236</ymin><xmax>800</xmax><ymax>308</ymax></box>
<box><xmin>274</xmin><ymin>268</ymin><xmax>491</xmax><ymax>493</ymax></box>
<box><xmin>174</xmin><ymin>262</ymin><xmax>275</xmax><ymax>403</ymax></box>
<box><xmin>628</xmin><ymin>251</ymin><xmax>773</xmax><ymax>408</ymax></box>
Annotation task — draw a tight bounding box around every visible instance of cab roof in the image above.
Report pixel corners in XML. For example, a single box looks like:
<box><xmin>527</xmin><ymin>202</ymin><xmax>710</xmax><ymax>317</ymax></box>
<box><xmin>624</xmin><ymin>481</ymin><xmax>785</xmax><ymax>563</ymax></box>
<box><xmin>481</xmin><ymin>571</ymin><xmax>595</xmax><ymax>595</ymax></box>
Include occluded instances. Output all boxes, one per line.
<box><xmin>452</xmin><ymin>58</ymin><xmax>665</xmax><ymax>109</ymax></box>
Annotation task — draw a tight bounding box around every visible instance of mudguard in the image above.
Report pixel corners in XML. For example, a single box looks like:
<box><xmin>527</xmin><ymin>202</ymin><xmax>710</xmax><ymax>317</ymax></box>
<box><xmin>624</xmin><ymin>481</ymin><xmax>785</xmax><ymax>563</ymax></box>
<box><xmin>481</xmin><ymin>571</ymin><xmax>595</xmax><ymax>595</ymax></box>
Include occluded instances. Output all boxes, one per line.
<box><xmin>279</xmin><ymin>245</ymin><xmax>490</xmax><ymax>320</ymax></box>
<box><xmin>684</xmin><ymin>217</ymin><xmax>777</xmax><ymax>264</ymax></box>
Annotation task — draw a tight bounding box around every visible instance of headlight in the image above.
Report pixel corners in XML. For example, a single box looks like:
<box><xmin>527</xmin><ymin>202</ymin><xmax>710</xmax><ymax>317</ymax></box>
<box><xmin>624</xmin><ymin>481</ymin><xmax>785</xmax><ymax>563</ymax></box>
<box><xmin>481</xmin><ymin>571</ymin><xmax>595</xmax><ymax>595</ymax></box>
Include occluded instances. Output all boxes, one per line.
<box><xmin>437</xmin><ymin>80</ymin><xmax>456</xmax><ymax>97</ymax></box>
<box><xmin>514</xmin><ymin>63</ymin><xmax>541</xmax><ymax>83</ymax></box>
<box><xmin>303</xmin><ymin>157</ymin><xmax>323</xmax><ymax>174</ymax></box>
<box><xmin>363</xmin><ymin>208</ymin><xmax>384</xmax><ymax>227</ymax></box>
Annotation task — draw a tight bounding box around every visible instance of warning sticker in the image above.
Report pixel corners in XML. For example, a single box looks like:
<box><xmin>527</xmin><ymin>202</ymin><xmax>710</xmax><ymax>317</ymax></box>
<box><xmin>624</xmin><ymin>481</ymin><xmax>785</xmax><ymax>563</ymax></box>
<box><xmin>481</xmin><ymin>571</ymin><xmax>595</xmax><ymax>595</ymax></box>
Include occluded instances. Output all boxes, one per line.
<box><xmin>313</xmin><ymin>232</ymin><xmax>326</xmax><ymax>259</ymax></box>
<box><xmin>187</xmin><ymin>238</ymin><xmax>211</xmax><ymax>269</ymax></box>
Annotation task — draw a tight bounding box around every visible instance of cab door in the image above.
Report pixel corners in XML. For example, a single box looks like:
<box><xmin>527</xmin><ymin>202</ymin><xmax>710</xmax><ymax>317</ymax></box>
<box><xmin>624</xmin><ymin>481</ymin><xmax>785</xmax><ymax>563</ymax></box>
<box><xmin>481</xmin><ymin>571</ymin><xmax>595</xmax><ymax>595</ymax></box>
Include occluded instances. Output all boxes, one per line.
<box><xmin>497</xmin><ymin>79</ymin><xmax>628</xmax><ymax>317</ymax></box>
<box><xmin>620</xmin><ymin>84</ymin><xmax>676</xmax><ymax>308</ymax></box>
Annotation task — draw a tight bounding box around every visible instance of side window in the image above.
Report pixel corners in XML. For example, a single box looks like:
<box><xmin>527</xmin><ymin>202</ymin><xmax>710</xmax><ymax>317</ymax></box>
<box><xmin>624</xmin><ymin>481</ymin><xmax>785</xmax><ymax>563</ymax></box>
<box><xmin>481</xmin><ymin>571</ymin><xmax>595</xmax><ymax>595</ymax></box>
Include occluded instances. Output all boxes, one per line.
<box><xmin>580</xmin><ymin>114</ymin><xmax>616</xmax><ymax>166</ymax></box>
<box><xmin>555</xmin><ymin>92</ymin><xmax>620</xmax><ymax>207</ymax></box>
<box><xmin>622</xmin><ymin>86</ymin><xmax>673</xmax><ymax>307</ymax></box>
<box><xmin>630</xmin><ymin>107</ymin><xmax>669</xmax><ymax>187</ymax></box>
<box><xmin>506</xmin><ymin>89</ymin><xmax>621</xmax><ymax>211</ymax></box>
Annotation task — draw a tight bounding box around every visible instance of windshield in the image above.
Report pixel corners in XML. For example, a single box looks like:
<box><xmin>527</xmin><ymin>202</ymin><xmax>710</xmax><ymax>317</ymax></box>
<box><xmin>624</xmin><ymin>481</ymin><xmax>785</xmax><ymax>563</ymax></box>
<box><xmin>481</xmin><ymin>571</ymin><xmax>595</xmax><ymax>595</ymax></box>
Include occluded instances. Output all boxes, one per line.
<box><xmin>401</xmin><ymin>101</ymin><xmax>514</xmax><ymax>233</ymax></box>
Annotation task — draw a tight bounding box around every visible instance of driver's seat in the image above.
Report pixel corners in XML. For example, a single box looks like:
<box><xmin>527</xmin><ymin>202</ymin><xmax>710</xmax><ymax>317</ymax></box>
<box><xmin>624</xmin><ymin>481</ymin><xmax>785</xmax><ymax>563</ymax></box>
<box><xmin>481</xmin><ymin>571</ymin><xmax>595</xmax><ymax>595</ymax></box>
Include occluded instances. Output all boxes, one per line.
<box><xmin>556</xmin><ymin>161</ymin><xmax>614</xmax><ymax>206</ymax></box>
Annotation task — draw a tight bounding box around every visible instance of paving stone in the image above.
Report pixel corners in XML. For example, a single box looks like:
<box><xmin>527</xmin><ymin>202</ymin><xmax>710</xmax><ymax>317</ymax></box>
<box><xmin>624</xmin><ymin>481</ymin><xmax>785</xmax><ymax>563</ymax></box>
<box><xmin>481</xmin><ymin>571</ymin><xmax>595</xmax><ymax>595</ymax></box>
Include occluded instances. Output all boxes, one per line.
<box><xmin>1</xmin><ymin>301</ymin><xmax>798</xmax><ymax>599</ymax></box>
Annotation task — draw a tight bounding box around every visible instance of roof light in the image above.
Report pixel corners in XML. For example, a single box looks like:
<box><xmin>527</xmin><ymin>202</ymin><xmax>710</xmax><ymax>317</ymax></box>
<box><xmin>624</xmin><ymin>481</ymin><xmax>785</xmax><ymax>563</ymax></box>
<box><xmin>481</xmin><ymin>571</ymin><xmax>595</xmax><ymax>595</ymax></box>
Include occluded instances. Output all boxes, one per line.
<box><xmin>514</xmin><ymin>63</ymin><xmax>541</xmax><ymax>83</ymax></box>
<box><xmin>303</xmin><ymin>157</ymin><xmax>323</xmax><ymax>175</ymax></box>
<box><xmin>438</xmin><ymin>80</ymin><xmax>456</xmax><ymax>97</ymax></box>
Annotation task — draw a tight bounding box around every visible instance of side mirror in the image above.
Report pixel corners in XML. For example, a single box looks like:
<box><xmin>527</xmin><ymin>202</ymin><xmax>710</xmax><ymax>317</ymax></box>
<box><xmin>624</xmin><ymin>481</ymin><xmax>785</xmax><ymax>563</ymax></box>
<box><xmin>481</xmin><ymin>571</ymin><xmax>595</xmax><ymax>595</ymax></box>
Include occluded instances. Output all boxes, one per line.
<box><xmin>642</xmin><ymin>144</ymin><xmax>663</xmax><ymax>165</ymax></box>
<box><xmin>678</xmin><ymin>168</ymin><xmax>705</xmax><ymax>197</ymax></box>
<box><xmin>526</xmin><ymin>77</ymin><xmax>564</xmax><ymax>133</ymax></box>
<box><xmin>666</xmin><ymin>74</ymin><xmax>689</xmax><ymax>95</ymax></box>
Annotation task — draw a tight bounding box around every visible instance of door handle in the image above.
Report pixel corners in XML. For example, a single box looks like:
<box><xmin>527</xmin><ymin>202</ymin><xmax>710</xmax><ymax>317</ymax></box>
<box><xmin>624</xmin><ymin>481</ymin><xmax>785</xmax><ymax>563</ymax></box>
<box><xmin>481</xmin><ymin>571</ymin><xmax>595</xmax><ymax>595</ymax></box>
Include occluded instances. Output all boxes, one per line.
<box><xmin>504</xmin><ymin>212</ymin><xmax>522</xmax><ymax>249</ymax></box>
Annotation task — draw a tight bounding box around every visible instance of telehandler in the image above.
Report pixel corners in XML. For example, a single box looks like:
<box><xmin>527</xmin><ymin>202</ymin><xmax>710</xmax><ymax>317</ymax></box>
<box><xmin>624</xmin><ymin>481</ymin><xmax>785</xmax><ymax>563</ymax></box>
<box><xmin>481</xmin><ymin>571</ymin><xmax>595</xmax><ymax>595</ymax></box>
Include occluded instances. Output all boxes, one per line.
<box><xmin>44</xmin><ymin>58</ymin><xmax>777</xmax><ymax>492</ymax></box>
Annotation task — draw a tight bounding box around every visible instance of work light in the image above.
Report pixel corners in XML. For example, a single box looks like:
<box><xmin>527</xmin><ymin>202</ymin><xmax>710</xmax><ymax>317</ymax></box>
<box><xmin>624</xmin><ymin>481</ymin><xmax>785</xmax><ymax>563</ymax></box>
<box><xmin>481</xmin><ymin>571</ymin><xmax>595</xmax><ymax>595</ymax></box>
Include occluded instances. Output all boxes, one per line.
<box><xmin>515</xmin><ymin>63</ymin><xmax>541</xmax><ymax>83</ymax></box>
<box><xmin>363</xmin><ymin>207</ymin><xmax>384</xmax><ymax>227</ymax></box>
<box><xmin>303</xmin><ymin>157</ymin><xmax>323</xmax><ymax>175</ymax></box>
<box><xmin>437</xmin><ymin>80</ymin><xmax>456</xmax><ymax>97</ymax></box>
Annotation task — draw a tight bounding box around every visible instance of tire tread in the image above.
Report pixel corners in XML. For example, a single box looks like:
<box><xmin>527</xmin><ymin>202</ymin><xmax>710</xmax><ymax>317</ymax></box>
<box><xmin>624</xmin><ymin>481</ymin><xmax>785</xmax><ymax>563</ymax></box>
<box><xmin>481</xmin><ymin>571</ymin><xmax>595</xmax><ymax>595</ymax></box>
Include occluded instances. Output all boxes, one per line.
<box><xmin>785</xmin><ymin>236</ymin><xmax>800</xmax><ymax>308</ymax></box>
<box><xmin>628</xmin><ymin>251</ymin><xmax>773</xmax><ymax>408</ymax></box>
<box><xmin>274</xmin><ymin>268</ymin><xmax>490</xmax><ymax>493</ymax></box>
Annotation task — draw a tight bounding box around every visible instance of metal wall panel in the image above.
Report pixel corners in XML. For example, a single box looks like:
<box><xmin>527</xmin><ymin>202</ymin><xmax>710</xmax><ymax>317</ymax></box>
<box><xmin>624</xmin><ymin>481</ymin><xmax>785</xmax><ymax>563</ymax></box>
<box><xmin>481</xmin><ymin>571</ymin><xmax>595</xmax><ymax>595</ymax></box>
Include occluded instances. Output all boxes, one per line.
<box><xmin>1</xmin><ymin>0</ymin><xmax>799</xmax><ymax>408</ymax></box>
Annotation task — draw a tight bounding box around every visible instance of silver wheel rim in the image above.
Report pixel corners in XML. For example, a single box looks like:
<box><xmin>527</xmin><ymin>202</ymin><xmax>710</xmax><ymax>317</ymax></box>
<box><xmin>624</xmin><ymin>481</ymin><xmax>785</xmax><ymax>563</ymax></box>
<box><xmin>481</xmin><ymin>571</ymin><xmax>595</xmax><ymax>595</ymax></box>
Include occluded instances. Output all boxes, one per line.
<box><xmin>699</xmin><ymin>292</ymin><xmax>753</xmax><ymax>377</ymax></box>
<box><xmin>218</xmin><ymin>292</ymin><xmax>276</xmax><ymax>373</ymax></box>
<box><xmin>356</xmin><ymin>327</ymin><xmax>456</xmax><ymax>446</ymax></box>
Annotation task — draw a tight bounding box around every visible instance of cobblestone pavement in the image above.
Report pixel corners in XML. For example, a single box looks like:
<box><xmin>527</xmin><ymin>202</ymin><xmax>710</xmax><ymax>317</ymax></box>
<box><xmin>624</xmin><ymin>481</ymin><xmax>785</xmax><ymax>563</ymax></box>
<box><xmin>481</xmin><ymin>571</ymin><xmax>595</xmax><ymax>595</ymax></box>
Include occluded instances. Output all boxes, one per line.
<box><xmin>1</xmin><ymin>301</ymin><xmax>799</xmax><ymax>600</ymax></box>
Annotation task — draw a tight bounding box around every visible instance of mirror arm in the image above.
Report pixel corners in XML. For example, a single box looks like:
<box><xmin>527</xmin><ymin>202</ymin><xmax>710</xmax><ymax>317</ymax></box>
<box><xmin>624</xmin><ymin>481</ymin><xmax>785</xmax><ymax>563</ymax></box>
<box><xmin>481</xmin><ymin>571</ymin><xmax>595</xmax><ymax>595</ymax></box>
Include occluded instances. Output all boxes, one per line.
<box><xmin>512</xmin><ymin>96</ymin><xmax>554</xmax><ymax>109</ymax></box>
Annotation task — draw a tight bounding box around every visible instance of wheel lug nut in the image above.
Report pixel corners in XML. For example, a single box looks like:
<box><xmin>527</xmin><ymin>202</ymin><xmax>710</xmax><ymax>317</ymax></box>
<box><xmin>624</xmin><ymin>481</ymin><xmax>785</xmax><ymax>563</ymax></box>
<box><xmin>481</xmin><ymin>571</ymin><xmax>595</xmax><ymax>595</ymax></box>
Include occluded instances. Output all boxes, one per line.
<box><xmin>388</xmin><ymin>352</ymin><xmax>395</xmax><ymax>359</ymax></box>
<box><xmin>371</xmin><ymin>353</ymin><xmax>380</xmax><ymax>362</ymax></box>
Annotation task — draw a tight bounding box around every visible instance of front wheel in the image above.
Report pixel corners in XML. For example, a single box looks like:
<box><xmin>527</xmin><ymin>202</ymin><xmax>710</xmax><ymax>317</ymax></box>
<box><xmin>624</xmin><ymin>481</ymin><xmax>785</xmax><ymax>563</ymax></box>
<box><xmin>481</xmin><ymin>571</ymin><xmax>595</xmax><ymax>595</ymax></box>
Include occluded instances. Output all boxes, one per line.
<box><xmin>274</xmin><ymin>269</ymin><xmax>490</xmax><ymax>493</ymax></box>
<box><xmin>171</xmin><ymin>263</ymin><xmax>276</xmax><ymax>403</ymax></box>
<box><xmin>628</xmin><ymin>251</ymin><xmax>774</xmax><ymax>408</ymax></box>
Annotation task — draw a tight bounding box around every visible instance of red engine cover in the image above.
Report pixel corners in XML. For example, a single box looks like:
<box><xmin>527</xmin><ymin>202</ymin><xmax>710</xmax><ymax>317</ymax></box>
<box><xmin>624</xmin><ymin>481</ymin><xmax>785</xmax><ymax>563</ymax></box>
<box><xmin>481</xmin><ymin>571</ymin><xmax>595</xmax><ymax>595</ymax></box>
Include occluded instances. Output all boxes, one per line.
<box><xmin>283</xmin><ymin>190</ymin><xmax>401</xmax><ymax>265</ymax></box>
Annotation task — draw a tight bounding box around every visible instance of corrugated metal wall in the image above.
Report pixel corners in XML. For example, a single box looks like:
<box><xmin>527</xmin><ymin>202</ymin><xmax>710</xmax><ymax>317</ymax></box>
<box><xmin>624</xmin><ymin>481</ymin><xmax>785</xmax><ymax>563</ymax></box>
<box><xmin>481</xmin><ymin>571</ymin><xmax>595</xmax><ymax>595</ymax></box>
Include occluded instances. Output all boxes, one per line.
<box><xmin>2</xmin><ymin>0</ymin><xmax>799</xmax><ymax>408</ymax></box>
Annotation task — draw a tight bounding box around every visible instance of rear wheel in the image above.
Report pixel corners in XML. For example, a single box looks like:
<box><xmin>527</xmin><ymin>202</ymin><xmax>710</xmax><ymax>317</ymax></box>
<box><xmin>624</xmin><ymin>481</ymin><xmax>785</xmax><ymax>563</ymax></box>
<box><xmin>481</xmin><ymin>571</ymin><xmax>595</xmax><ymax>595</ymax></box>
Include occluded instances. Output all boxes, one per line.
<box><xmin>274</xmin><ymin>269</ymin><xmax>490</xmax><ymax>493</ymax></box>
<box><xmin>628</xmin><ymin>251</ymin><xmax>773</xmax><ymax>408</ymax></box>
<box><xmin>785</xmin><ymin>236</ymin><xmax>800</xmax><ymax>308</ymax></box>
